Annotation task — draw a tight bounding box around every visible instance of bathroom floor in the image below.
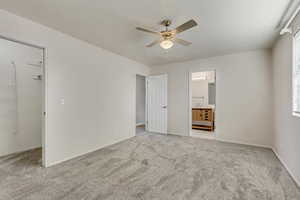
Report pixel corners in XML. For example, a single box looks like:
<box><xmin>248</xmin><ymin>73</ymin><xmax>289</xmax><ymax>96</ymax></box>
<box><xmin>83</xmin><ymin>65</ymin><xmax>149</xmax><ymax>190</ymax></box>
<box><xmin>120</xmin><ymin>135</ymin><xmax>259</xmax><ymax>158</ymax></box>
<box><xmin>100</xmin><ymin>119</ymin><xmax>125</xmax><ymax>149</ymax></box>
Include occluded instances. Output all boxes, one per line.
<box><xmin>136</xmin><ymin>125</ymin><xmax>146</xmax><ymax>136</ymax></box>
<box><xmin>191</xmin><ymin>129</ymin><xmax>216</xmax><ymax>140</ymax></box>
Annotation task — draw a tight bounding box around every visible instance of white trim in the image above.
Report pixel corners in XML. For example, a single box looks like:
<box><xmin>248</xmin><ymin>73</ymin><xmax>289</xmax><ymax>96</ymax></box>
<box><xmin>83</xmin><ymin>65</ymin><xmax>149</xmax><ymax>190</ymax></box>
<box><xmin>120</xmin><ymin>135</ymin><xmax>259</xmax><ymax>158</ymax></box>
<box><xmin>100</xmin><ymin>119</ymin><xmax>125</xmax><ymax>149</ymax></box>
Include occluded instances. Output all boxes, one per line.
<box><xmin>215</xmin><ymin>138</ymin><xmax>300</xmax><ymax>188</ymax></box>
<box><xmin>167</xmin><ymin>130</ymin><xmax>299</xmax><ymax>189</ymax></box>
<box><xmin>0</xmin><ymin>146</ymin><xmax>42</xmax><ymax>159</ymax></box>
<box><xmin>188</xmin><ymin>71</ymin><xmax>193</xmax><ymax>137</ymax></box>
<box><xmin>190</xmin><ymin>131</ymin><xmax>215</xmax><ymax>140</ymax></box>
<box><xmin>292</xmin><ymin>111</ymin><xmax>300</xmax><ymax>117</ymax></box>
<box><xmin>135</xmin><ymin>74</ymin><xmax>147</xmax><ymax>135</ymax></box>
<box><xmin>42</xmin><ymin>48</ymin><xmax>48</xmax><ymax>168</ymax></box>
<box><xmin>217</xmin><ymin>138</ymin><xmax>272</xmax><ymax>149</ymax></box>
<box><xmin>145</xmin><ymin>77</ymin><xmax>148</xmax><ymax>132</ymax></box>
<box><xmin>136</xmin><ymin>122</ymin><xmax>145</xmax><ymax>126</ymax></box>
<box><xmin>272</xmin><ymin>148</ymin><xmax>300</xmax><ymax>188</ymax></box>
<box><xmin>0</xmin><ymin>35</ymin><xmax>44</xmax><ymax>50</ymax></box>
<box><xmin>46</xmin><ymin>135</ymin><xmax>134</xmax><ymax>167</ymax></box>
<box><xmin>292</xmin><ymin>32</ymin><xmax>300</xmax><ymax>116</ymax></box>
<box><xmin>177</xmin><ymin>131</ymin><xmax>272</xmax><ymax>149</ymax></box>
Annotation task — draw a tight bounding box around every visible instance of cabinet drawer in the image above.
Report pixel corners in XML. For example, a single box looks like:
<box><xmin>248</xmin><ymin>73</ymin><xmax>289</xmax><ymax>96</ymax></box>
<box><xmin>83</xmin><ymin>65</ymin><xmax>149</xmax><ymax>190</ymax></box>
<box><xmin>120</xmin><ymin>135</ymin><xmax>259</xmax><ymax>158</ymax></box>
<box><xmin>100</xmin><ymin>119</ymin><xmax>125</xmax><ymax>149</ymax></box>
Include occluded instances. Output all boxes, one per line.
<box><xmin>192</xmin><ymin>109</ymin><xmax>214</xmax><ymax>122</ymax></box>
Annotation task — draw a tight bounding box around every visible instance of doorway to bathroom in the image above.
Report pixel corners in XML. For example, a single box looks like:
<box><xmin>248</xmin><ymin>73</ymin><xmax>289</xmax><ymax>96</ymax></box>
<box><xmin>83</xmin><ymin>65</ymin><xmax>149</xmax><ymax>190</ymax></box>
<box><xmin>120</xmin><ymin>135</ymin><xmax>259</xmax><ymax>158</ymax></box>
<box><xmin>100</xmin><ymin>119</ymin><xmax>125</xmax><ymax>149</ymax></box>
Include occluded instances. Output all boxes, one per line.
<box><xmin>0</xmin><ymin>36</ymin><xmax>45</xmax><ymax>166</ymax></box>
<box><xmin>189</xmin><ymin>70</ymin><xmax>216</xmax><ymax>139</ymax></box>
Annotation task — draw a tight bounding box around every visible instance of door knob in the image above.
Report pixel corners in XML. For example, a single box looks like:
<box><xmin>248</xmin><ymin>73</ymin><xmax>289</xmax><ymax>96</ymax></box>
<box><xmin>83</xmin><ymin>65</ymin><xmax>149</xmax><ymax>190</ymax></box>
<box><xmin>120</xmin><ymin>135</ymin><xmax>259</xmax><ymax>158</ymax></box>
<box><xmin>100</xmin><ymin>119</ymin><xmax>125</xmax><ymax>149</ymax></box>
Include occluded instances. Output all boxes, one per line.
<box><xmin>162</xmin><ymin>105</ymin><xmax>167</xmax><ymax>109</ymax></box>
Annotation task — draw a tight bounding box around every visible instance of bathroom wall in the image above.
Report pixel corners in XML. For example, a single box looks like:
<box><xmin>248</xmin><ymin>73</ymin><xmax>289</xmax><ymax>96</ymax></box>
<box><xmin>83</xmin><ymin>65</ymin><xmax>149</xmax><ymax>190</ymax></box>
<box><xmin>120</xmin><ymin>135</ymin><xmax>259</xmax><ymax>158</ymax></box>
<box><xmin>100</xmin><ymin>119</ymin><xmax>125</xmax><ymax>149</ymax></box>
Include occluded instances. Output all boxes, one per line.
<box><xmin>191</xmin><ymin>80</ymin><xmax>209</xmax><ymax>107</ymax></box>
<box><xmin>192</xmin><ymin>71</ymin><xmax>216</xmax><ymax>107</ymax></box>
<box><xmin>0</xmin><ymin>38</ymin><xmax>43</xmax><ymax>157</ymax></box>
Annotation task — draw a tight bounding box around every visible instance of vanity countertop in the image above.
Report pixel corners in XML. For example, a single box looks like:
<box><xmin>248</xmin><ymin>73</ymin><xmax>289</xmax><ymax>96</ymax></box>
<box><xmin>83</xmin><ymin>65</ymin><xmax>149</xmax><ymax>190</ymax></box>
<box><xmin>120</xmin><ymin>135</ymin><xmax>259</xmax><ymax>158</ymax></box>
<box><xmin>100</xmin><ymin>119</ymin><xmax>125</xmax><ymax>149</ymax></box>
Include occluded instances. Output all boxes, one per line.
<box><xmin>192</xmin><ymin>105</ymin><xmax>215</xmax><ymax>109</ymax></box>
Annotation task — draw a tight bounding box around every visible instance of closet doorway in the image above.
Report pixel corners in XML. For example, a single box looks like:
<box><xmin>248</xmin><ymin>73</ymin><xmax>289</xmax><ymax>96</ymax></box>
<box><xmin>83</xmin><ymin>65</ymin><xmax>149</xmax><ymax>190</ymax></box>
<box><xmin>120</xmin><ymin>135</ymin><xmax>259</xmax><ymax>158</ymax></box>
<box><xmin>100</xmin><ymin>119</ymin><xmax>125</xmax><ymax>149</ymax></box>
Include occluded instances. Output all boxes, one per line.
<box><xmin>0</xmin><ymin>36</ymin><xmax>45</xmax><ymax>166</ymax></box>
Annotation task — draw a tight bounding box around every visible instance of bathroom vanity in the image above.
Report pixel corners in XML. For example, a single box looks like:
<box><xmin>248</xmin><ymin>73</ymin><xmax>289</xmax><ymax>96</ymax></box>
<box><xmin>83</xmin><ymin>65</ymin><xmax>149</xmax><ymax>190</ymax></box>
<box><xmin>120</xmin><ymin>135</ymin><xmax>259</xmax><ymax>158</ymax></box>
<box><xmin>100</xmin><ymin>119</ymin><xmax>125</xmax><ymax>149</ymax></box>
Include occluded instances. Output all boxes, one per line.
<box><xmin>192</xmin><ymin>108</ymin><xmax>214</xmax><ymax>132</ymax></box>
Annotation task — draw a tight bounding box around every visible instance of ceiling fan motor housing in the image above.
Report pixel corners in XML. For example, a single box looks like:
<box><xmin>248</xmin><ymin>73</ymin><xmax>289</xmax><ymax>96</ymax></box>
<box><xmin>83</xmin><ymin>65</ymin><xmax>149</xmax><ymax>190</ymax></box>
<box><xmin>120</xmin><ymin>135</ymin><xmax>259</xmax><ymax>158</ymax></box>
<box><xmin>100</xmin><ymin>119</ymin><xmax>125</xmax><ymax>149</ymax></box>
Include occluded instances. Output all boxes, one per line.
<box><xmin>161</xmin><ymin>19</ymin><xmax>172</xmax><ymax>27</ymax></box>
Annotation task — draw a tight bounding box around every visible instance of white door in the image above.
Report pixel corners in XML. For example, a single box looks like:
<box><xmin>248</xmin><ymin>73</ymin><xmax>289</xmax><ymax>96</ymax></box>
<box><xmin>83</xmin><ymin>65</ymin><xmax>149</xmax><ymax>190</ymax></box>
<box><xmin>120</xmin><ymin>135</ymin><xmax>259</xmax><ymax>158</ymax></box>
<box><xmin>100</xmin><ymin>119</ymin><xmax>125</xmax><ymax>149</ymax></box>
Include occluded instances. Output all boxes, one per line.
<box><xmin>146</xmin><ymin>74</ymin><xmax>168</xmax><ymax>134</ymax></box>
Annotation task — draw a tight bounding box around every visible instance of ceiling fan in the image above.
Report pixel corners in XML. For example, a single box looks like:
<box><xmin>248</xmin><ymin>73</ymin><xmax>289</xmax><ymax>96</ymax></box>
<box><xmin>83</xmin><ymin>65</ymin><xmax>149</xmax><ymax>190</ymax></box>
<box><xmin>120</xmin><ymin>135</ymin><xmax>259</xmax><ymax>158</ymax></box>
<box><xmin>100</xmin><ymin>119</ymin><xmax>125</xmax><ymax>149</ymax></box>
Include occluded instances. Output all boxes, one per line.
<box><xmin>136</xmin><ymin>19</ymin><xmax>198</xmax><ymax>49</ymax></box>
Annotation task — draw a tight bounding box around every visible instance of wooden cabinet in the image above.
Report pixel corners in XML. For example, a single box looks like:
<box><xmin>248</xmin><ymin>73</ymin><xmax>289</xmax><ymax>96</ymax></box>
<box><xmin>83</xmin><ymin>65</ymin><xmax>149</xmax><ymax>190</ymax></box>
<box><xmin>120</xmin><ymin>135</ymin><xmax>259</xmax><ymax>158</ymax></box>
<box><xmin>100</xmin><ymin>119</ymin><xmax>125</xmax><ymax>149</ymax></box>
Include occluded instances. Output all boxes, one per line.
<box><xmin>192</xmin><ymin>109</ymin><xmax>213</xmax><ymax>121</ymax></box>
<box><xmin>192</xmin><ymin>108</ymin><xmax>214</xmax><ymax>131</ymax></box>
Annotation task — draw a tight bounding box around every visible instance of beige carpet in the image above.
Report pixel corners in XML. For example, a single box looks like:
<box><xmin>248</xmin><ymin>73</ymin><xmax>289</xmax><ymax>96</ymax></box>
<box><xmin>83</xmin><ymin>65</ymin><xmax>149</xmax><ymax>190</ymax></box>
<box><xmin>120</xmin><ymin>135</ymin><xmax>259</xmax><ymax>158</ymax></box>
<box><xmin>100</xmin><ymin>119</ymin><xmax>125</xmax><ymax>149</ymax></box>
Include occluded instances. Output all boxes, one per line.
<box><xmin>0</xmin><ymin>133</ymin><xmax>299</xmax><ymax>200</ymax></box>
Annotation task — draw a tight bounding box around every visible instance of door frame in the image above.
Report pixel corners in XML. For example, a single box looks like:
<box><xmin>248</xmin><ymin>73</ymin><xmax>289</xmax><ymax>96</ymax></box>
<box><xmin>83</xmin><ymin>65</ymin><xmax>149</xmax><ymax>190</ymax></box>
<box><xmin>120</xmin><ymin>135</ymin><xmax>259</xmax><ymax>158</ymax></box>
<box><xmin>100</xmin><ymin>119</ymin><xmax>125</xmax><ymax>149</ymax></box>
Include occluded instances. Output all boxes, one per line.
<box><xmin>188</xmin><ymin>69</ymin><xmax>217</xmax><ymax>138</ymax></box>
<box><xmin>0</xmin><ymin>35</ymin><xmax>48</xmax><ymax>167</ymax></box>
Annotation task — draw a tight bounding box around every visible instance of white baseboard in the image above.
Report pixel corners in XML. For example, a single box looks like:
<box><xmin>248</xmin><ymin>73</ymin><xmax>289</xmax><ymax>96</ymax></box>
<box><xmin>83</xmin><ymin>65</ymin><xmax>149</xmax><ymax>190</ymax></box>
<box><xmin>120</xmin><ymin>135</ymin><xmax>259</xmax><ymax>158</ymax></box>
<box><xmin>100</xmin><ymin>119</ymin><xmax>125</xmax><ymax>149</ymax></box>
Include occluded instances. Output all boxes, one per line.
<box><xmin>272</xmin><ymin>148</ymin><xmax>300</xmax><ymax>188</ymax></box>
<box><xmin>187</xmin><ymin>132</ymin><xmax>300</xmax><ymax>188</ymax></box>
<box><xmin>216</xmin><ymin>138</ymin><xmax>272</xmax><ymax>149</ymax></box>
<box><xmin>190</xmin><ymin>132</ymin><xmax>216</xmax><ymax>140</ymax></box>
<box><xmin>198</xmin><ymin>136</ymin><xmax>300</xmax><ymax>187</ymax></box>
<box><xmin>0</xmin><ymin>146</ymin><xmax>42</xmax><ymax>158</ymax></box>
<box><xmin>45</xmin><ymin>131</ymin><xmax>300</xmax><ymax>189</ymax></box>
<box><xmin>45</xmin><ymin>135</ymin><xmax>134</xmax><ymax>167</ymax></box>
<box><xmin>0</xmin><ymin>145</ymin><xmax>42</xmax><ymax>157</ymax></box>
<box><xmin>213</xmin><ymin>138</ymin><xmax>300</xmax><ymax>188</ymax></box>
<box><xmin>136</xmin><ymin>122</ymin><xmax>145</xmax><ymax>126</ymax></box>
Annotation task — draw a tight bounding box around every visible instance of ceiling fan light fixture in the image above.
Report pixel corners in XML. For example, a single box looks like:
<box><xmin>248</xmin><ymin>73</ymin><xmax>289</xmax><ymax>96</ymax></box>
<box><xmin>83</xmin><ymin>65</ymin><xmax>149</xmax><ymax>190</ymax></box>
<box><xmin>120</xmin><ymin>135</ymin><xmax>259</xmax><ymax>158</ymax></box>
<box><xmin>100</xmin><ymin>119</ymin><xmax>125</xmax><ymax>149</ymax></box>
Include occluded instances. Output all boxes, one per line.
<box><xmin>160</xmin><ymin>39</ymin><xmax>174</xmax><ymax>49</ymax></box>
<box><xmin>136</xmin><ymin>19</ymin><xmax>197</xmax><ymax>48</ymax></box>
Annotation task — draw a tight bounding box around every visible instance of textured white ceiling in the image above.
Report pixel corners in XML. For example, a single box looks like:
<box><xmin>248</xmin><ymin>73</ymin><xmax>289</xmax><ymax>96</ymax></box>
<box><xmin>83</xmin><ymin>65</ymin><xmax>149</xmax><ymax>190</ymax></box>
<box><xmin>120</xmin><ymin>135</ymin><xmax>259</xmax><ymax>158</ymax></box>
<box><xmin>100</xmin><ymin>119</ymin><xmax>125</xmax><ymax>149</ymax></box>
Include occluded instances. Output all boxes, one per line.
<box><xmin>0</xmin><ymin>0</ymin><xmax>290</xmax><ymax>66</ymax></box>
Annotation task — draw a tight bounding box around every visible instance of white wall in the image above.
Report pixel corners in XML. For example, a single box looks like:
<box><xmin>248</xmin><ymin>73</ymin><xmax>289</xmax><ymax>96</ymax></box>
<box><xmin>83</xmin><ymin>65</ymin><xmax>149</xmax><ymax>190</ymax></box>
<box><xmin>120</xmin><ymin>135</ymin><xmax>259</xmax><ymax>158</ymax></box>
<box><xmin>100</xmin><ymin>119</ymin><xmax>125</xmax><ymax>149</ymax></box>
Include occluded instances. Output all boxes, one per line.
<box><xmin>0</xmin><ymin>10</ymin><xmax>150</xmax><ymax>166</ymax></box>
<box><xmin>151</xmin><ymin>50</ymin><xmax>273</xmax><ymax>147</ymax></box>
<box><xmin>0</xmin><ymin>38</ymin><xmax>43</xmax><ymax>156</ymax></box>
<box><xmin>192</xmin><ymin>80</ymin><xmax>209</xmax><ymax>107</ymax></box>
<box><xmin>272</xmin><ymin>15</ymin><xmax>300</xmax><ymax>186</ymax></box>
<box><xmin>136</xmin><ymin>75</ymin><xmax>145</xmax><ymax>125</ymax></box>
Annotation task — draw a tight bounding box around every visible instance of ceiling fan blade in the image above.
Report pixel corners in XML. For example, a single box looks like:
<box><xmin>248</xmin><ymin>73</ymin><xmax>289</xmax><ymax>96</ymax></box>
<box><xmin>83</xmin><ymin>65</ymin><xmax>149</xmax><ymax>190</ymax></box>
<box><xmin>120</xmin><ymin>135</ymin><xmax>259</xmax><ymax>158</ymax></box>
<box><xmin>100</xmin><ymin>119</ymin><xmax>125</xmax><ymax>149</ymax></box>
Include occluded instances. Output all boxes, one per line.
<box><xmin>146</xmin><ymin>39</ymin><xmax>161</xmax><ymax>47</ymax></box>
<box><xmin>173</xmin><ymin>38</ymin><xmax>192</xmax><ymax>46</ymax></box>
<box><xmin>175</xmin><ymin>19</ymin><xmax>197</xmax><ymax>34</ymax></box>
<box><xmin>136</xmin><ymin>27</ymin><xmax>161</xmax><ymax>35</ymax></box>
